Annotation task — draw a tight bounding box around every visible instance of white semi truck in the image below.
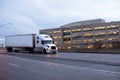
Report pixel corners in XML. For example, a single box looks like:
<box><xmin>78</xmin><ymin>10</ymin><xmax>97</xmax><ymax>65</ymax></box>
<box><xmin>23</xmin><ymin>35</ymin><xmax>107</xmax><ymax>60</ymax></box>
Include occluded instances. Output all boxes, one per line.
<box><xmin>5</xmin><ymin>34</ymin><xmax>58</xmax><ymax>54</ymax></box>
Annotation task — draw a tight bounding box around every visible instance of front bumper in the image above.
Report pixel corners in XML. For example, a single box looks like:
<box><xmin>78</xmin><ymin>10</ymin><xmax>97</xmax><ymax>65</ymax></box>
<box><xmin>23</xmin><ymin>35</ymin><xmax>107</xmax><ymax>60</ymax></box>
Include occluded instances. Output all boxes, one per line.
<box><xmin>46</xmin><ymin>49</ymin><xmax>58</xmax><ymax>54</ymax></box>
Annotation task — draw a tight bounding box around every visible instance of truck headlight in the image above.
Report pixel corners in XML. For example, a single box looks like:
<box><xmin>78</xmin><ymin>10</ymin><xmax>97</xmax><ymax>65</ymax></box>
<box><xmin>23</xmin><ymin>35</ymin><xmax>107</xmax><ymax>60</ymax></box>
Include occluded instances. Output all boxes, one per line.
<box><xmin>56</xmin><ymin>47</ymin><xmax>58</xmax><ymax>50</ymax></box>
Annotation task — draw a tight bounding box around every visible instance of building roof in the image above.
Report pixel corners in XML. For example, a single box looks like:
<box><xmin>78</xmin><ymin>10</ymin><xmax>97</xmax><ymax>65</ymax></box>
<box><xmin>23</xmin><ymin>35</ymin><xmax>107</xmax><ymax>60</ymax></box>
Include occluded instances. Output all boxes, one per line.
<box><xmin>60</xmin><ymin>19</ymin><xmax>105</xmax><ymax>28</ymax></box>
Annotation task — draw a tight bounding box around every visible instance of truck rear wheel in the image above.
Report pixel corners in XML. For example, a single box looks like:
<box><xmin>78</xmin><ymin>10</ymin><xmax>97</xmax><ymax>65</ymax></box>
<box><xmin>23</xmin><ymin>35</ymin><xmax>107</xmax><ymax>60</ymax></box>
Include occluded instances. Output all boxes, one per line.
<box><xmin>28</xmin><ymin>48</ymin><xmax>34</xmax><ymax>53</ymax></box>
<box><xmin>29</xmin><ymin>50</ymin><xmax>34</xmax><ymax>53</ymax></box>
<box><xmin>14</xmin><ymin>50</ymin><xmax>19</xmax><ymax>52</ymax></box>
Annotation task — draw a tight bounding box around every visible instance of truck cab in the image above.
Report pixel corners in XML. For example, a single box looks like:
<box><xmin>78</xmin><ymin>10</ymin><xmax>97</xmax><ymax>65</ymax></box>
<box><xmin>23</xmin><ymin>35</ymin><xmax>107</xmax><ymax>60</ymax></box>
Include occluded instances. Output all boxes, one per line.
<box><xmin>35</xmin><ymin>34</ymin><xmax>58</xmax><ymax>54</ymax></box>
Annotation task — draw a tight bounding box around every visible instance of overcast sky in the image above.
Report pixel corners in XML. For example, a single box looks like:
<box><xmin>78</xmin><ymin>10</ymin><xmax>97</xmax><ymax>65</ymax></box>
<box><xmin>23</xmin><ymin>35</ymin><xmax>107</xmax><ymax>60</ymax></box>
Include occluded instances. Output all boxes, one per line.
<box><xmin>0</xmin><ymin>0</ymin><xmax>120</xmax><ymax>36</ymax></box>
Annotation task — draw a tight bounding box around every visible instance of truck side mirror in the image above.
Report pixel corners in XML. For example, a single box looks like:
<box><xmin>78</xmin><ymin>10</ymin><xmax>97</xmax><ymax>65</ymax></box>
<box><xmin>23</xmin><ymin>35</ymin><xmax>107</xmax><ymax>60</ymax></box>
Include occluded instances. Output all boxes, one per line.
<box><xmin>53</xmin><ymin>41</ymin><xmax>54</xmax><ymax>44</ymax></box>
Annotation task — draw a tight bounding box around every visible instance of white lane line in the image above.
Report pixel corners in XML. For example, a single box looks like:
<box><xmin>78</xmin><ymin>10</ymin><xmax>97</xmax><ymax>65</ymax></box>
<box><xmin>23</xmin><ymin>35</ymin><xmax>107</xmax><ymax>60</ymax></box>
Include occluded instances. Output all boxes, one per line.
<box><xmin>57</xmin><ymin>63</ymin><xmax>120</xmax><ymax>75</ymax></box>
<box><xmin>79</xmin><ymin>66</ymin><xmax>120</xmax><ymax>75</ymax></box>
<box><xmin>83</xmin><ymin>67</ymin><xmax>120</xmax><ymax>75</ymax></box>
<box><xmin>9</xmin><ymin>63</ymin><xmax>20</xmax><ymax>67</ymax></box>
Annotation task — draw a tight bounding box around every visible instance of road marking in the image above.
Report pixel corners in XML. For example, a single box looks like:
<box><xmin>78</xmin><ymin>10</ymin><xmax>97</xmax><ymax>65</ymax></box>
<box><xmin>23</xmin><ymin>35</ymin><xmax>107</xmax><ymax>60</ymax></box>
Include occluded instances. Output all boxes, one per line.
<box><xmin>57</xmin><ymin>63</ymin><xmax>120</xmax><ymax>75</ymax></box>
<box><xmin>78</xmin><ymin>66</ymin><xmax>120</xmax><ymax>75</ymax></box>
<box><xmin>83</xmin><ymin>67</ymin><xmax>120</xmax><ymax>75</ymax></box>
<box><xmin>9</xmin><ymin>63</ymin><xmax>20</xmax><ymax>67</ymax></box>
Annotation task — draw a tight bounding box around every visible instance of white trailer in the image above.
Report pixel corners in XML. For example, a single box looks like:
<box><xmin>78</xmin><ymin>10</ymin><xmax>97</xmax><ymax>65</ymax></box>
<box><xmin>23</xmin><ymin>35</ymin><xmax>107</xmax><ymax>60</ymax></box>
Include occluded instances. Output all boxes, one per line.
<box><xmin>5</xmin><ymin>34</ymin><xmax>58</xmax><ymax>54</ymax></box>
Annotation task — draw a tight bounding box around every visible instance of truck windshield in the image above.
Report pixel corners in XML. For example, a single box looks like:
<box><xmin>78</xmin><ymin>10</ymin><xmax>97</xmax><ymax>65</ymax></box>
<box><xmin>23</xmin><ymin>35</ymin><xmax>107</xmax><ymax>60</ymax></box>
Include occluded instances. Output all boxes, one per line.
<box><xmin>42</xmin><ymin>40</ymin><xmax>53</xmax><ymax>44</ymax></box>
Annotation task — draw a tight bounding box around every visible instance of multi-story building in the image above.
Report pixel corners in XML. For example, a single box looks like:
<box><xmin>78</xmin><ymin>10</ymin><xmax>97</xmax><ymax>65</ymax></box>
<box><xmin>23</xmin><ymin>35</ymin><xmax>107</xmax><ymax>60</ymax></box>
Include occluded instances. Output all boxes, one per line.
<box><xmin>40</xmin><ymin>19</ymin><xmax>120</xmax><ymax>50</ymax></box>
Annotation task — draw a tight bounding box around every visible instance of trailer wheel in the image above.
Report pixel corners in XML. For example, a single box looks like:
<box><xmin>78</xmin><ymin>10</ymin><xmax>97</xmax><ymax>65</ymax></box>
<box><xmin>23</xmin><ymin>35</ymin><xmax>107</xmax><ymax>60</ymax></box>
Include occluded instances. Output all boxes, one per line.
<box><xmin>14</xmin><ymin>50</ymin><xmax>19</xmax><ymax>52</ymax></box>
<box><xmin>43</xmin><ymin>49</ymin><xmax>47</xmax><ymax>54</ymax></box>
<box><xmin>7</xmin><ymin>47</ymin><xmax>13</xmax><ymax>52</ymax></box>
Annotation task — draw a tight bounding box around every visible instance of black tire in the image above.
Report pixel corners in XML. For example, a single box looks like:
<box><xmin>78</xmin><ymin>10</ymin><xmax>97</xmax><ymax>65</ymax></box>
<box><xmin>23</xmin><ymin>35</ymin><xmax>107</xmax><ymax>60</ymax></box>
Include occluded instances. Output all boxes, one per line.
<box><xmin>53</xmin><ymin>52</ymin><xmax>56</xmax><ymax>54</ymax></box>
<box><xmin>25</xmin><ymin>48</ymin><xmax>34</xmax><ymax>53</ymax></box>
<box><xmin>14</xmin><ymin>50</ymin><xmax>19</xmax><ymax>52</ymax></box>
<box><xmin>29</xmin><ymin>50</ymin><xmax>34</xmax><ymax>53</ymax></box>
<box><xmin>43</xmin><ymin>49</ymin><xmax>47</xmax><ymax>54</ymax></box>
<box><xmin>28</xmin><ymin>48</ymin><xmax>34</xmax><ymax>53</ymax></box>
<box><xmin>7</xmin><ymin>47</ymin><xmax>12</xmax><ymax>52</ymax></box>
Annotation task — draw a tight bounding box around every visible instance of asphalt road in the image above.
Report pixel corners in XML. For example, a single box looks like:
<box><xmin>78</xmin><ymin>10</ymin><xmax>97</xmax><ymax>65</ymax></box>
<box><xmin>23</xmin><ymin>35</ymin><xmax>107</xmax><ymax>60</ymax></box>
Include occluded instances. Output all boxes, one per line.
<box><xmin>0</xmin><ymin>52</ymin><xmax>120</xmax><ymax>80</ymax></box>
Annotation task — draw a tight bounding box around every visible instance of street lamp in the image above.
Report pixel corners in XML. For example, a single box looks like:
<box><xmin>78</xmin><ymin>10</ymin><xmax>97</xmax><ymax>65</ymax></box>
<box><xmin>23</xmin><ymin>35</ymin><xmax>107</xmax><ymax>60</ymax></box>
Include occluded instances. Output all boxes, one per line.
<box><xmin>0</xmin><ymin>23</ymin><xmax>12</xmax><ymax>28</ymax></box>
<box><xmin>0</xmin><ymin>23</ymin><xmax>12</xmax><ymax>48</ymax></box>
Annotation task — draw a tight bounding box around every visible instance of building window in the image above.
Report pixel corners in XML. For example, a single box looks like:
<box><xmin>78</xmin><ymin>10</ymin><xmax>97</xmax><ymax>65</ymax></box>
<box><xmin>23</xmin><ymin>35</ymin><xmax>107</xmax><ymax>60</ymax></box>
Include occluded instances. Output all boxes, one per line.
<box><xmin>107</xmin><ymin>31</ymin><xmax>119</xmax><ymax>36</ymax></box>
<box><xmin>53</xmin><ymin>36</ymin><xmax>62</xmax><ymax>39</ymax></box>
<box><xmin>54</xmin><ymin>41</ymin><xmax>58</xmax><ymax>45</ymax></box>
<box><xmin>48</xmin><ymin>32</ymin><xmax>52</xmax><ymax>34</ymax></box>
<box><xmin>72</xmin><ymin>35</ymin><xmax>82</xmax><ymax>40</ymax></box>
<box><xmin>84</xmin><ymin>33</ymin><xmax>93</xmax><ymax>38</ymax></box>
<box><xmin>95</xmin><ymin>26</ymin><xmax>106</xmax><ymax>30</ymax></box>
<box><xmin>95</xmin><ymin>32</ymin><xmax>106</xmax><ymax>38</ymax></box>
<box><xmin>63</xmin><ymin>37</ymin><xmax>71</xmax><ymax>41</ymax></box>
<box><xmin>109</xmin><ymin>43</ymin><xmax>113</xmax><ymax>48</ymax></box>
<box><xmin>63</xmin><ymin>32</ymin><xmax>70</xmax><ymax>36</ymax></box>
<box><xmin>53</xmin><ymin>31</ymin><xmax>61</xmax><ymax>34</ymax></box>
<box><xmin>67</xmin><ymin>46</ymin><xmax>71</xmax><ymax>49</ymax></box>
<box><xmin>72</xmin><ymin>29</ymin><xmax>81</xmax><ymax>33</ymax></box>
<box><xmin>63</xmin><ymin>30</ymin><xmax>71</xmax><ymax>32</ymax></box>
<box><xmin>86</xmin><ymin>45</ymin><xmax>93</xmax><ymax>49</ymax></box>
<box><xmin>108</xmin><ymin>37</ymin><xmax>119</xmax><ymax>41</ymax></box>
<box><xmin>95</xmin><ymin>38</ymin><xmax>105</xmax><ymax>42</ymax></box>
<box><xmin>64</xmin><ymin>41</ymin><xmax>71</xmax><ymax>44</ymax></box>
<box><xmin>83</xmin><ymin>28</ymin><xmax>93</xmax><ymax>31</ymax></box>
<box><xmin>84</xmin><ymin>39</ymin><xmax>93</xmax><ymax>43</ymax></box>
<box><xmin>40</xmin><ymin>32</ymin><xmax>47</xmax><ymax>34</ymax></box>
<box><xmin>94</xmin><ymin>41</ymin><xmax>106</xmax><ymax>49</ymax></box>
<box><xmin>107</xmin><ymin>25</ymin><xmax>119</xmax><ymax>29</ymax></box>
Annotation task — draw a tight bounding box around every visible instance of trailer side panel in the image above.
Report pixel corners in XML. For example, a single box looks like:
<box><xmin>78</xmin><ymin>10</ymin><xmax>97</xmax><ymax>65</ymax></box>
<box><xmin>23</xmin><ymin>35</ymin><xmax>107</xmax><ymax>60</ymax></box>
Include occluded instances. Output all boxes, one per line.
<box><xmin>5</xmin><ymin>34</ymin><xmax>33</xmax><ymax>48</ymax></box>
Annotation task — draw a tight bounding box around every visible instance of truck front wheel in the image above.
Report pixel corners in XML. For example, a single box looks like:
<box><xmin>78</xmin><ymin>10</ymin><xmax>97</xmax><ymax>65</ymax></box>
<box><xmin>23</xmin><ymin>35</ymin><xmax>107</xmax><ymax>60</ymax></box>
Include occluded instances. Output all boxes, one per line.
<box><xmin>43</xmin><ymin>49</ymin><xmax>47</xmax><ymax>54</ymax></box>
